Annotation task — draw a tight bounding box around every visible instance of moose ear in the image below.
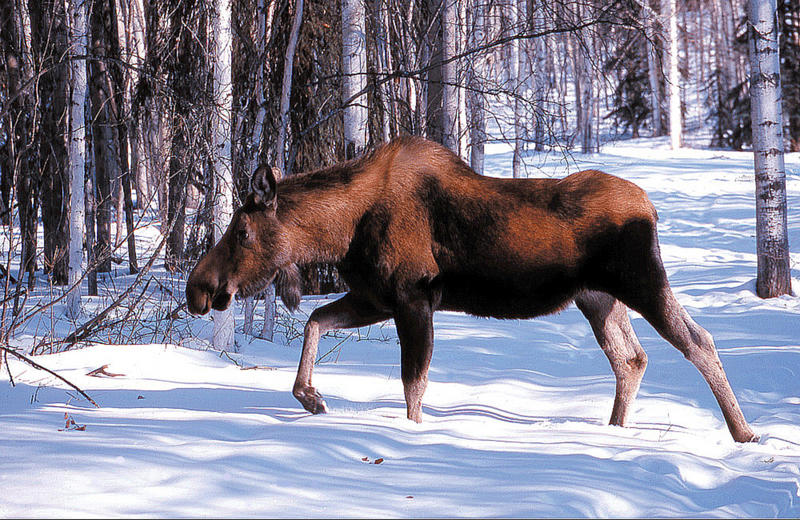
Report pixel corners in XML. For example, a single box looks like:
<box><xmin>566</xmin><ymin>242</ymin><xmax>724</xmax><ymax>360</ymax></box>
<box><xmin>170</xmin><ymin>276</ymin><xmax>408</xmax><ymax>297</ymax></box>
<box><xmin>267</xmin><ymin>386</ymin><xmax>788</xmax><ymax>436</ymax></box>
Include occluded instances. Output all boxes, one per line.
<box><xmin>250</xmin><ymin>164</ymin><xmax>280</xmax><ymax>209</ymax></box>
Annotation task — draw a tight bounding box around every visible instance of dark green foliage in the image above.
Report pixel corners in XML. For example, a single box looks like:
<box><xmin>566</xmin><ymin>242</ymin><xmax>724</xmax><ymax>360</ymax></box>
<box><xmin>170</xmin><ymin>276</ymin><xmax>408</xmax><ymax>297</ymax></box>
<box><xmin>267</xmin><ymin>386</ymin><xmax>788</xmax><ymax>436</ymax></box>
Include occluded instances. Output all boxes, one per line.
<box><xmin>780</xmin><ymin>0</ymin><xmax>800</xmax><ymax>151</ymax></box>
<box><xmin>708</xmin><ymin>13</ymin><xmax>750</xmax><ymax>149</ymax></box>
<box><xmin>708</xmin><ymin>78</ymin><xmax>751</xmax><ymax>150</ymax></box>
<box><xmin>605</xmin><ymin>31</ymin><xmax>651</xmax><ymax>139</ymax></box>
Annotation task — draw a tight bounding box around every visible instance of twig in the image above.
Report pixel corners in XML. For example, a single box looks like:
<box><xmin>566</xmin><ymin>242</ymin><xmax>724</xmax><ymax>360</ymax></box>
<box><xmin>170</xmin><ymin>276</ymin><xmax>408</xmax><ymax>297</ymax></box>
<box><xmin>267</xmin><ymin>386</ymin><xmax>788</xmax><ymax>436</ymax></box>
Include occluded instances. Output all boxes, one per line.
<box><xmin>1</xmin><ymin>345</ymin><xmax>99</xmax><ymax>407</ymax></box>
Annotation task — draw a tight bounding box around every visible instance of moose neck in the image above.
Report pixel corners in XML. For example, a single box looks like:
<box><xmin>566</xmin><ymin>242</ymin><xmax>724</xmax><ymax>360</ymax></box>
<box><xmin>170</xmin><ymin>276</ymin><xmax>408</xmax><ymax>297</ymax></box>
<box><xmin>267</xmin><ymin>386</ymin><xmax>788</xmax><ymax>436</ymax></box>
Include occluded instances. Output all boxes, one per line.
<box><xmin>276</xmin><ymin>160</ymin><xmax>379</xmax><ymax>267</ymax></box>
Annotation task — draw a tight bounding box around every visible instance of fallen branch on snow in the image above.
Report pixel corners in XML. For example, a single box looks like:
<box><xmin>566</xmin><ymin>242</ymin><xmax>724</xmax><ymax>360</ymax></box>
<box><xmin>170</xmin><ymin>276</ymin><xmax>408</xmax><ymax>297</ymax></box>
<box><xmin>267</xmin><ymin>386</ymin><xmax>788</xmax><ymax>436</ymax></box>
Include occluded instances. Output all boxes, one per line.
<box><xmin>0</xmin><ymin>344</ymin><xmax>99</xmax><ymax>408</ymax></box>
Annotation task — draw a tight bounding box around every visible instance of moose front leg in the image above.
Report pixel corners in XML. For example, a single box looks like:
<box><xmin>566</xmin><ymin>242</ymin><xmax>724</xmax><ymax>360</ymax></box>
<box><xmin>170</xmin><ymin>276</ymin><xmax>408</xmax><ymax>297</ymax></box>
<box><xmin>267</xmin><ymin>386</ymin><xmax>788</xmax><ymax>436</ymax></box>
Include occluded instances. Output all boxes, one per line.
<box><xmin>294</xmin><ymin>293</ymin><xmax>390</xmax><ymax>414</ymax></box>
<box><xmin>394</xmin><ymin>299</ymin><xmax>435</xmax><ymax>423</ymax></box>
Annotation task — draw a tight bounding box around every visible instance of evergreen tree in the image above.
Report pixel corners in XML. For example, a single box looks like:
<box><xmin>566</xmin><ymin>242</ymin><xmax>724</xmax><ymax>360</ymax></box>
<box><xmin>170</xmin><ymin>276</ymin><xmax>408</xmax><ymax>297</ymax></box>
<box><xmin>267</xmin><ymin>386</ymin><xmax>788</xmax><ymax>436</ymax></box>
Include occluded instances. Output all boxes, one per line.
<box><xmin>606</xmin><ymin>27</ymin><xmax>651</xmax><ymax>138</ymax></box>
<box><xmin>779</xmin><ymin>0</ymin><xmax>800</xmax><ymax>151</ymax></box>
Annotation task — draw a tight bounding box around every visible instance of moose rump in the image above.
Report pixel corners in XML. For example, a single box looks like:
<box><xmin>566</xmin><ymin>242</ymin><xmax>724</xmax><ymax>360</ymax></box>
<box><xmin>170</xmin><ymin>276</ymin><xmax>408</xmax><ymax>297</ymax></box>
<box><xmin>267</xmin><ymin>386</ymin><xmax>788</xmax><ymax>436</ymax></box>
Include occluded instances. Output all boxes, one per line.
<box><xmin>185</xmin><ymin>136</ymin><xmax>757</xmax><ymax>443</ymax></box>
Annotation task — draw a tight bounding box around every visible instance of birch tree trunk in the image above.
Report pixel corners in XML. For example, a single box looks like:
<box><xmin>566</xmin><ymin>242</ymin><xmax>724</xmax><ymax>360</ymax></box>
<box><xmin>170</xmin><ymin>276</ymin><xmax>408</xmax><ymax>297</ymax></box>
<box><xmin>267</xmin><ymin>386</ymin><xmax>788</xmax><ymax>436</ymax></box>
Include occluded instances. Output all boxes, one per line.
<box><xmin>580</xmin><ymin>35</ymin><xmax>594</xmax><ymax>153</ymax></box>
<box><xmin>748</xmin><ymin>0</ymin><xmax>792</xmax><ymax>298</ymax></box>
<box><xmin>531</xmin><ymin>0</ymin><xmax>546</xmax><ymax>151</ymax></box>
<box><xmin>275</xmin><ymin>0</ymin><xmax>303</xmax><ymax>172</ymax></box>
<box><xmin>663</xmin><ymin>0</ymin><xmax>682</xmax><ymax>149</ymax></box>
<box><xmin>342</xmin><ymin>0</ymin><xmax>368</xmax><ymax>158</ymax></box>
<box><xmin>511</xmin><ymin>0</ymin><xmax>524</xmax><ymax>177</ymax></box>
<box><xmin>457</xmin><ymin>0</ymin><xmax>468</xmax><ymax>160</ymax></box>
<box><xmin>441</xmin><ymin>0</ymin><xmax>458</xmax><ymax>153</ymax></box>
<box><xmin>375</xmin><ymin>0</ymin><xmax>394</xmax><ymax>143</ymax></box>
<box><xmin>67</xmin><ymin>0</ymin><xmax>88</xmax><ymax>316</ymax></box>
<box><xmin>645</xmin><ymin>0</ymin><xmax>663</xmax><ymax>136</ymax></box>
<box><xmin>212</xmin><ymin>0</ymin><xmax>235</xmax><ymax>350</ymax></box>
<box><xmin>247</xmin><ymin>0</ymin><xmax>278</xmax><ymax>341</ymax></box>
<box><xmin>468</xmin><ymin>0</ymin><xmax>486</xmax><ymax>174</ymax></box>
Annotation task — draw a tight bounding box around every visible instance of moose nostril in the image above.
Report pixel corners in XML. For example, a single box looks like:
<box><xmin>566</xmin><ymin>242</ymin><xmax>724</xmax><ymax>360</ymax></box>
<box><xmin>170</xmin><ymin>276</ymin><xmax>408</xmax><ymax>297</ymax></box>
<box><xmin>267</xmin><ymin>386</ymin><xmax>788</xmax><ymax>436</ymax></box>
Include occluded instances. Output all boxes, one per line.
<box><xmin>186</xmin><ymin>285</ymin><xmax>212</xmax><ymax>316</ymax></box>
<box><xmin>211</xmin><ymin>290</ymin><xmax>232</xmax><ymax>311</ymax></box>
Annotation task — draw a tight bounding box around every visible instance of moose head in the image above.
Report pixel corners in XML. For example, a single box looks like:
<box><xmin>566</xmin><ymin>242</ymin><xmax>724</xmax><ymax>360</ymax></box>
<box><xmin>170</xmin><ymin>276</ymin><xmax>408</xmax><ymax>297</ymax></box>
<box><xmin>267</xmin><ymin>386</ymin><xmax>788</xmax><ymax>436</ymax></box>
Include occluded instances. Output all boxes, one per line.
<box><xmin>185</xmin><ymin>164</ymin><xmax>301</xmax><ymax>316</ymax></box>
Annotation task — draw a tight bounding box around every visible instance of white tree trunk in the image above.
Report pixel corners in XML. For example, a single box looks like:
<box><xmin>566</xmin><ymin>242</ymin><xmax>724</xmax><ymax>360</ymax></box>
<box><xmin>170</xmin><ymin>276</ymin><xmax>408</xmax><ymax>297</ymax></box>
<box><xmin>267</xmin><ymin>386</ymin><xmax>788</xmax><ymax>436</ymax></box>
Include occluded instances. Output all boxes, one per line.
<box><xmin>663</xmin><ymin>0</ymin><xmax>682</xmax><ymax>149</ymax></box>
<box><xmin>531</xmin><ymin>0</ymin><xmax>546</xmax><ymax>151</ymax></box>
<box><xmin>212</xmin><ymin>0</ymin><xmax>235</xmax><ymax>351</ymax></box>
<box><xmin>342</xmin><ymin>0</ymin><xmax>367</xmax><ymax>158</ymax></box>
<box><xmin>67</xmin><ymin>0</ymin><xmax>88</xmax><ymax>317</ymax></box>
<box><xmin>440</xmin><ymin>0</ymin><xmax>458</xmax><ymax>153</ymax></box>
<box><xmin>748</xmin><ymin>0</ymin><xmax>792</xmax><ymax>298</ymax></box>
<box><xmin>250</xmin><ymin>0</ymin><xmax>278</xmax><ymax>341</ymax></box>
<box><xmin>260</xmin><ymin>283</ymin><xmax>276</xmax><ymax>341</ymax></box>
<box><xmin>468</xmin><ymin>0</ymin><xmax>486</xmax><ymax>174</ymax></box>
<box><xmin>511</xmin><ymin>0</ymin><xmax>524</xmax><ymax>177</ymax></box>
<box><xmin>644</xmin><ymin>0</ymin><xmax>663</xmax><ymax>136</ymax></box>
<box><xmin>580</xmin><ymin>41</ymin><xmax>593</xmax><ymax>153</ymax></box>
<box><xmin>276</xmin><ymin>0</ymin><xmax>304</xmax><ymax>172</ymax></box>
<box><xmin>375</xmin><ymin>0</ymin><xmax>393</xmax><ymax>143</ymax></box>
<box><xmin>457</xmin><ymin>0</ymin><xmax>468</xmax><ymax>160</ymax></box>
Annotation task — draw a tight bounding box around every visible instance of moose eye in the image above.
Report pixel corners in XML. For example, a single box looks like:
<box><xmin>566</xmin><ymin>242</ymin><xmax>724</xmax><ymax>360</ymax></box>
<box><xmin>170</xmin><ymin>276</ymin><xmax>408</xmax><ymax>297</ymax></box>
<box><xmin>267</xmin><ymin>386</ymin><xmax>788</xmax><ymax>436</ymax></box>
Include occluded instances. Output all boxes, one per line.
<box><xmin>237</xmin><ymin>228</ymin><xmax>251</xmax><ymax>245</ymax></box>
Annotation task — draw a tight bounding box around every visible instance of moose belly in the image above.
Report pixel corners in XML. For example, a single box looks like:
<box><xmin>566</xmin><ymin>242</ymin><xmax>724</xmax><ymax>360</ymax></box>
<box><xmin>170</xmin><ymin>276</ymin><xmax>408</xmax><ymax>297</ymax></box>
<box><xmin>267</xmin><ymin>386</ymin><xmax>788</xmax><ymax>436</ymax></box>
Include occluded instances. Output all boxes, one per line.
<box><xmin>437</xmin><ymin>266</ymin><xmax>581</xmax><ymax>319</ymax></box>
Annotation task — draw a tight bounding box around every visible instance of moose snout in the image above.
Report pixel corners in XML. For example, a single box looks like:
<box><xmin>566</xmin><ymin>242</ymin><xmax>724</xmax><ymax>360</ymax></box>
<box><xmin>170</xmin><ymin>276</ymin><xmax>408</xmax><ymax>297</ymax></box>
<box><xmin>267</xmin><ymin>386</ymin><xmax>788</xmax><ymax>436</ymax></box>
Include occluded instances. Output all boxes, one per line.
<box><xmin>186</xmin><ymin>282</ymin><xmax>212</xmax><ymax>316</ymax></box>
<box><xmin>186</xmin><ymin>277</ymin><xmax>235</xmax><ymax>315</ymax></box>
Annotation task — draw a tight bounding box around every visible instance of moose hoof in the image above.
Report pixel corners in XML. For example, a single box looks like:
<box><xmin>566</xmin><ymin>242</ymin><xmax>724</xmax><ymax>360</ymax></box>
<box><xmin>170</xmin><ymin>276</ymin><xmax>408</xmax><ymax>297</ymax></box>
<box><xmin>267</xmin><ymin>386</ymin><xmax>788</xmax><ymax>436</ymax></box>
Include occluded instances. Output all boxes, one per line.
<box><xmin>293</xmin><ymin>385</ymin><xmax>329</xmax><ymax>415</ymax></box>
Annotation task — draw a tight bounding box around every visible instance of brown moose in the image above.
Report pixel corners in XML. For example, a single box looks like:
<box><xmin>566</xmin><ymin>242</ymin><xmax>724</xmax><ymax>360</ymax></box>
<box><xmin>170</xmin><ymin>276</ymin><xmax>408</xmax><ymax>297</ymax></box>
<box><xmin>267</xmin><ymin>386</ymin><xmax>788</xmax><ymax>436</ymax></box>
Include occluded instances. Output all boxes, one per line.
<box><xmin>186</xmin><ymin>136</ymin><xmax>757</xmax><ymax>443</ymax></box>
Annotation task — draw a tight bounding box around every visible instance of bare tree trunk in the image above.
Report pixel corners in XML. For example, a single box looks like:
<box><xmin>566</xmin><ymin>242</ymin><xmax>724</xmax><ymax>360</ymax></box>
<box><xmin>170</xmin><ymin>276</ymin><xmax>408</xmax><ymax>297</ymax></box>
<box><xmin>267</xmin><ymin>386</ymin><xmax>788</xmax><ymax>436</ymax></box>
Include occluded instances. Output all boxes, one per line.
<box><xmin>109</xmin><ymin>0</ymin><xmax>138</xmax><ymax>275</ymax></box>
<box><xmin>211</xmin><ymin>0</ymin><xmax>235</xmax><ymax>351</ymax></box>
<box><xmin>531</xmin><ymin>0</ymin><xmax>546</xmax><ymax>151</ymax></box>
<box><xmin>67</xmin><ymin>0</ymin><xmax>88</xmax><ymax>316</ymax></box>
<box><xmin>748</xmin><ymin>0</ymin><xmax>792</xmax><ymax>298</ymax></box>
<box><xmin>663</xmin><ymin>0</ymin><xmax>682</xmax><ymax>149</ymax></box>
<box><xmin>120</xmin><ymin>139</ymin><xmax>137</xmax><ymax>272</ymax></box>
<box><xmin>375</xmin><ymin>0</ymin><xmax>394</xmax><ymax>143</ymax></box>
<box><xmin>468</xmin><ymin>0</ymin><xmax>486</xmax><ymax>174</ymax></box>
<box><xmin>425</xmin><ymin>0</ymin><xmax>443</xmax><ymax>144</ymax></box>
<box><xmin>89</xmin><ymin>0</ymin><xmax>116</xmax><ymax>274</ymax></box>
<box><xmin>84</xmin><ymin>78</ymin><xmax>97</xmax><ymax>296</ymax></box>
<box><xmin>441</xmin><ymin>0</ymin><xmax>458</xmax><ymax>153</ymax></box>
<box><xmin>2</xmin><ymin>0</ymin><xmax>37</xmax><ymax>302</ymax></box>
<box><xmin>342</xmin><ymin>0</ymin><xmax>368</xmax><ymax>158</ymax></box>
<box><xmin>165</xmin><ymin>0</ymin><xmax>203</xmax><ymax>272</ymax></box>
<box><xmin>275</xmin><ymin>0</ymin><xmax>303</xmax><ymax>172</ymax></box>
<box><xmin>115</xmin><ymin>177</ymin><xmax>124</xmax><ymax>247</ymax></box>
<box><xmin>645</xmin><ymin>0</ymin><xmax>664</xmax><ymax>136</ymax></box>
<box><xmin>31</xmin><ymin>0</ymin><xmax>70</xmax><ymax>285</ymax></box>
<box><xmin>512</xmin><ymin>0</ymin><xmax>525</xmax><ymax>177</ymax></box>
<box><xmin>254</xmin><ymin>0</ymin><xmax>279</xmax><ymax>341</ymax></box>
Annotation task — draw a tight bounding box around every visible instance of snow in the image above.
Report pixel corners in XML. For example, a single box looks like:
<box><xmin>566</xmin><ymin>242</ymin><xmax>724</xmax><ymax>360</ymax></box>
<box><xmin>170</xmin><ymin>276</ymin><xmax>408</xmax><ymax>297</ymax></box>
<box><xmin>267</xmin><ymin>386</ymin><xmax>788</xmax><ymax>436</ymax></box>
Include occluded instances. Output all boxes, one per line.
<box><xmin>2</xmin><ymin>139</ymin><xmax>800</xmax><ymax>517</ymax></box>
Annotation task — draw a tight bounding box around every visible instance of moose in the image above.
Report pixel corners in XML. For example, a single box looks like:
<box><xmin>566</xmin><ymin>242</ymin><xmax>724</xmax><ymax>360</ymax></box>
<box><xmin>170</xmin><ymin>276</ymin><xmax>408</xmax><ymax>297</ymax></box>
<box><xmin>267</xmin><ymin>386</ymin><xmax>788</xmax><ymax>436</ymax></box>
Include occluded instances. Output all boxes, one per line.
<box><xmin>186</xmin><ymin>136</ymin><xmax>757</xmax><ymax>443</ymax></box>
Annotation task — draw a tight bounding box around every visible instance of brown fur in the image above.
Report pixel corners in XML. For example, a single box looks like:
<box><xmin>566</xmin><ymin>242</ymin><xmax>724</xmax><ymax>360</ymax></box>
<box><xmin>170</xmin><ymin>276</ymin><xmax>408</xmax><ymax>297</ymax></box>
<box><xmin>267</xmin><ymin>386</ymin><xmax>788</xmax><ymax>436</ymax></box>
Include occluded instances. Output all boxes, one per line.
<box><xmin>186</xmin><ymin>136</ymin><xmax>757</xmax><ymax>442</ymax></box>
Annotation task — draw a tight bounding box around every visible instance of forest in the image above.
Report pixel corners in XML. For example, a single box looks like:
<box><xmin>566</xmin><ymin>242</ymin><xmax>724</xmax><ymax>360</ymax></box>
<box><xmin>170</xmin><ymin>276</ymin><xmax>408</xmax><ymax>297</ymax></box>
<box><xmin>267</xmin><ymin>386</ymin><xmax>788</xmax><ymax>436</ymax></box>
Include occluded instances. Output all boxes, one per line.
<box><xmin>0</xmin><ymin>0</ymin><xmax>797</xmax><ymax>349</ymax></box>
<box><xmin>0</xmin><ymin>0</ymin><xmax>799</xmax><ymax>517</ymax></box>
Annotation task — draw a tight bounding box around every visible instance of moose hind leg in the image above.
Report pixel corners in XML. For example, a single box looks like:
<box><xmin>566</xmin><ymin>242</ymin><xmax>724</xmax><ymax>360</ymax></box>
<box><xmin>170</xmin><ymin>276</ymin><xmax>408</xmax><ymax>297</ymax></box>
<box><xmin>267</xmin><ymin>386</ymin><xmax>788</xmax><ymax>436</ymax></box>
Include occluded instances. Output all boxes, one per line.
<box><xmin>635</xmin><ymin>286</ymin><xmax>757</xmax><ymax>443</ymax></box>
<box><xmin>294</xmin><ymin>293</ymin><xmax>390</xmax><ymax>414</ymax></box>
<box><xmin>576</xmin><ymin>291</ymin><xmax>647</xmax><ymax>427</ymax></box>
<box><xmin>394</xmin><ymin>299</ymin><xmax>435</xmax><ymax>423</ymax></box>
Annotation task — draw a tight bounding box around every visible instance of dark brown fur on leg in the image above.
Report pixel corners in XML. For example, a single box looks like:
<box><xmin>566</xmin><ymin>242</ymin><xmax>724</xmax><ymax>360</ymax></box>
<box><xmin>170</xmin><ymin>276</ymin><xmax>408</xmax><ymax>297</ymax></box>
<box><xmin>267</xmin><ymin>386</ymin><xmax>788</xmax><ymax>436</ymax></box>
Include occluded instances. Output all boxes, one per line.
<box><xmin>394</xmin><ymin>299</ymin><xmax>435</xmax><ymax>423</ymax></box>
<box><xmin>293</xmin><ymin>293</ymin><xmax>390</xmax><ymax>414</ymax></box>
<box><xmin>575</xmin><ymin>291</ymin><xmax>647</xmax><ymax>427</ymax></box>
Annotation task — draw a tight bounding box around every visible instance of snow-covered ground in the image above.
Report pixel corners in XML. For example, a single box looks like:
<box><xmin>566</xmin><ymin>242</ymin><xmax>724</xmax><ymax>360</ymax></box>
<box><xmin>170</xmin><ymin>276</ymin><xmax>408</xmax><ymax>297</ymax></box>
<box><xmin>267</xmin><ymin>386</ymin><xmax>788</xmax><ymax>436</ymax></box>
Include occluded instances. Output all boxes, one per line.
<box><xmin>1</xmin><ymin>139</ymin><xmax>799</xmax><ymax>517</ymax></box>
